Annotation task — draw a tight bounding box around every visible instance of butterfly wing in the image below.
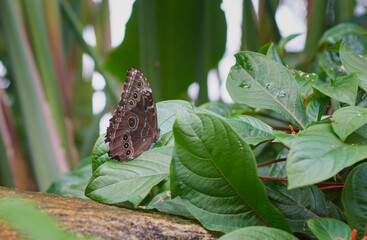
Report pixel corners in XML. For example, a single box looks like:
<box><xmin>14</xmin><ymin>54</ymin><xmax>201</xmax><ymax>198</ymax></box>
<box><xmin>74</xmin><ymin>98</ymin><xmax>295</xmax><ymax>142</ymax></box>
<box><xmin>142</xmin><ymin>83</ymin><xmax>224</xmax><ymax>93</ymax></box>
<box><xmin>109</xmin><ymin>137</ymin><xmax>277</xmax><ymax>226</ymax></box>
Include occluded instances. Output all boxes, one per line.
<box><xmin>106</xmin><ymin>68</ymin><xmax>159</xmax><ymax>162</ymax></box>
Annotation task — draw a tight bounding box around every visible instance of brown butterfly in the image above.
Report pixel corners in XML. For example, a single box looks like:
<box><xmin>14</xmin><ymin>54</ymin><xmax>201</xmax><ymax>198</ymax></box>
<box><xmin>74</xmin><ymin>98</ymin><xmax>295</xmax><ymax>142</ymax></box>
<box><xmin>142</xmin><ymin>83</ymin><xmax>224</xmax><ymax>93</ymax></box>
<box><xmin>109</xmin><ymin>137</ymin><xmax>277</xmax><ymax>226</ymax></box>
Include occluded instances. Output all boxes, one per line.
<box><xmin>105</xmin><ymin>68</ymin><xmax>160</xmax><ymax>162</ymax></box>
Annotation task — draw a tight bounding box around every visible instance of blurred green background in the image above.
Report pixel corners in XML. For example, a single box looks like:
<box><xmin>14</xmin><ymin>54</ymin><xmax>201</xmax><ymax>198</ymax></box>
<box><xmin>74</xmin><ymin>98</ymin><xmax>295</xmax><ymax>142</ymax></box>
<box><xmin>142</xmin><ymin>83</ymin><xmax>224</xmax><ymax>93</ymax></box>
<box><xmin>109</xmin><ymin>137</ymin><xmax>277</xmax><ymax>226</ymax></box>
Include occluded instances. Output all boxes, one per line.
<box><xmin>0</xmin><ymin>0</ymin><xmax>366</xmax><ymax>191</ymax></box>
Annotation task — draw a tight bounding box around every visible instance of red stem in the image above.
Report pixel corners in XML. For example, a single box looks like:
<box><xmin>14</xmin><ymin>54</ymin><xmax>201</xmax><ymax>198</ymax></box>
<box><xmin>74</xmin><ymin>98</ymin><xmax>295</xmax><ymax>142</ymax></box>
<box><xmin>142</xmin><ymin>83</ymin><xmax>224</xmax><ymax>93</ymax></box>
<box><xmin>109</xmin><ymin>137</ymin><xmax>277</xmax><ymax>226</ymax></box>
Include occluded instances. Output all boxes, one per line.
<box><xmin>259</xmin><ymin>176</ymin><xmax>344</xmax><ymax>186</ymax></box>
<box><xmin>319</xmin><ymin>185</ymin><xmax>344</xmax><ymax>190</ymax></box>
<box><xmin>257</xmin><ymin>158</ymin><xmax>286</xmax><ymax>167</ymax></box>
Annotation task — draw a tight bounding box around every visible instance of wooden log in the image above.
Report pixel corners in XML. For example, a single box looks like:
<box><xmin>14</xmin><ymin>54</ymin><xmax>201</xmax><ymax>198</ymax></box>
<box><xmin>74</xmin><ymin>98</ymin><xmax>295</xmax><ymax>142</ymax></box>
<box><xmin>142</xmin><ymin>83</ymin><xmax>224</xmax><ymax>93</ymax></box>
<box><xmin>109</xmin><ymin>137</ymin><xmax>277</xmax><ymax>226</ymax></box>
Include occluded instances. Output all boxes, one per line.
<box><xmin>0</xmin><ymin>187</ymin><xmax>219</xmax><ymax>239</ymax></box>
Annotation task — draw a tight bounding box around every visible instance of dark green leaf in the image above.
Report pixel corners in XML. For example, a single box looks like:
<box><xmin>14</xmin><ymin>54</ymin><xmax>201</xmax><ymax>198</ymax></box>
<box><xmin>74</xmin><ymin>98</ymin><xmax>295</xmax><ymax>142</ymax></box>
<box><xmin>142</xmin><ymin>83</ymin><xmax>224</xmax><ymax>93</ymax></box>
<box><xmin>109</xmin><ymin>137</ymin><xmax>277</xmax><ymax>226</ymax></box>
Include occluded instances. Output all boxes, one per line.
<box><xmin>264</xmin><ymin>181</ymin><xmax>345</xmax><ymax>233</ymax></box>
<box><xmin>273</xmin><ymin>131</ymin><xmax>295</xmax><ymax>149</ymax></box>
<box><xmin>226</xmin><ymin>115</ymin><xmax>274</xmax><ymax>146</ymax></box>
<box><xmin>306</xmin><ymin>98</ymin><xmax>329</xmax><ymax>122</ymax></box>
<box><xmin>340</xmin><ymin>40</ymin><xmax>367</xmax><ymax>74</ymax></box>
<box><xmin>291</xmin><ymin>70</ymin><xmax>316</xmax><ymax>100</ymax></box>
<box><xmin>311</xmin><ymin>73</ymin><xmax>358</xmax><ymax>106</ymax></box>
<box><xmin>46</xmin><ymin>157</ymin><xmax>92</xmax><ymax>199</ymax></box>
<box><xmin>218</xmin><ymin>226</ymin><xmax>298</xmax><ymax>240</ymax></box>
<box><xmin>332</xmin><ymin>106</ymin><xmax>367</xmax><ymax>141</ymax></box>
<box><xmin>287</xmin><ymin>124</ymin><xmax>367</xmax><ymax>188</ymax></box>
<box><xmin>199</xmin><ymin>102</ymin><xmax>250</xmax><ymax>117</ymax></box>
<box><xmin>171</xmin><ymin>110</ymin><xmax>290</xmax><ymax>233</ymax></box>
<box><xmin>146</xmin><ymin>191</ymin><xmax>193</xmax><ymax>219</ymax></box>
<box><xmin>86</xmin><ymin>147</ymin><xmax>172</xmax><ymax>206</ymax></box>
<box><xmin>307</xmin><ymin>218</ymin><xmax>351</xmax><ymax>240</ymax></box>
<box><xmin>319</xmin><ymin>23</ymin><xmax>367</xmax><ymax>46</ymax></box>
<box><xmin>342</xmin><ymin>162</ymin><xmax>367</xmax><ymax>239</ymax></box>
<box><xmin>227</xmin><ymin>51</ymin><xmax>308</xmax><ymax>129</ymax></box>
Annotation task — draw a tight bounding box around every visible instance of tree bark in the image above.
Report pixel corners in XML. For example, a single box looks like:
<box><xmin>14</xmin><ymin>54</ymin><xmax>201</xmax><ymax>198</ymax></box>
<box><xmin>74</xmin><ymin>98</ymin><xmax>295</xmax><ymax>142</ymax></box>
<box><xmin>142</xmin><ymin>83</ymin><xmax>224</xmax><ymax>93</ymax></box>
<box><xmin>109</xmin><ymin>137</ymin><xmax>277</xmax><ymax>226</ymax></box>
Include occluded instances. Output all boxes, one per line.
<box><xmin>0</xmin><ymin>187</ymin><xmax>219</xmax><ymax>240</ymax></box>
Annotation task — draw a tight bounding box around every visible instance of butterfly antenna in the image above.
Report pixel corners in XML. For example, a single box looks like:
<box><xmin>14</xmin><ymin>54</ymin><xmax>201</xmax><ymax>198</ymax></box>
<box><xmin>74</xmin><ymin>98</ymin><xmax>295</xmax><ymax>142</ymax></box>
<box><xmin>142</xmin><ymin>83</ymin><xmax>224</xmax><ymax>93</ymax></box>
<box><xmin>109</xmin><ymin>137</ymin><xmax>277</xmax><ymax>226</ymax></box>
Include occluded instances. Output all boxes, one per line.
<box><xmin>158</xmin><ymin>113</ymin><xmax>176</xmax><ymax>129</ymax></box>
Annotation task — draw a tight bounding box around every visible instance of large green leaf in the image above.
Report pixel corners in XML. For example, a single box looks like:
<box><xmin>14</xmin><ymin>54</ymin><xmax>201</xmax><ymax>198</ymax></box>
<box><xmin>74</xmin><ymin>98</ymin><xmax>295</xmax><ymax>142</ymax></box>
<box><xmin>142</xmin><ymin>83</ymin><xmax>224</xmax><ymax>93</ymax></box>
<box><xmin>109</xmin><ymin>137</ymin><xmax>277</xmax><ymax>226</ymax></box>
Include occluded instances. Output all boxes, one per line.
<box><xmin>287</xmin><ymin>124</ymin><xmax>367</xmax><ymax>188</ymax></box>
<box><xmin>104</xmin><ymin>0</ymin><xmax>226</xmax><ymax>101</ymax></box>
<box><xmin>264</xmin><ymin>181</ymin><xmax>344</xmax><ymax>233</ymax></box>
<box><xmin>319</xmin><ymin>23</ymin><xmax>367</xmax><ymax>46</ymax></box>
<box><xmin>218</xmin><ymin>226</ymin><xmax>298</xmax><ymax>240</ymax></box>
<box><xmin>85</xmin><ymin>146</ymin><xmax>172</xmax><ymax>206</ymax></box>
<box><xmin>331</xmin><ymin>106</ymin><xmax>367</xmax><ymax>141</ymax></box>
<box><xmin>226</xmin><ymin>51</ymin><xmax>308</xmax><ymax>129</ymax></box>
<box><xmin>340</xmin><ymin>41</ymin><xmax>367</xmax><ymax>74</ymax></box>
<box><xmin>226</xmin><ymin>115</ymin><xmax>274</xmax><ymax>146</ymax></box>
<box><xmin>311</xmin><ymin>73</ymin><xmax>358</xmax><ymax>106</ymax></box>
<box><xmin>307</xmin><ymin>218</ymin><xmax>352</xmax><ymax>240</ymax></box>
<box><xmin>46</xmin><ymin>157</ymin><xmax>92</xmax><ymax>199</ymax></box>
<box><xmin>342</xmin><ymin>163</ymin><xmax>367</xmax><ymax>239</ymax></box>
<box><xmin>171</xmin><ymin>110</ymin><xmax>290</xmax><ymax>233</ymax></box>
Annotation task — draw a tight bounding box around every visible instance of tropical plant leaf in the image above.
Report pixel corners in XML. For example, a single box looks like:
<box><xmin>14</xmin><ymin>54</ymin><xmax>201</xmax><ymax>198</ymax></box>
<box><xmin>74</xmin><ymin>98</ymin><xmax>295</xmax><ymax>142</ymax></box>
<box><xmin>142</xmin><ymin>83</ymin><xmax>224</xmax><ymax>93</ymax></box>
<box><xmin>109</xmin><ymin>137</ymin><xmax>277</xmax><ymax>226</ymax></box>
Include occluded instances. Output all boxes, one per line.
<box><xmin>331</xmin><ymin>106</ymin><xmax>367</xmax><ymax>141</ymax></box>
<box><xmin>46</xmin><ymin>157</ymin><xmax>92</xmax><ymax>199</ymax></box>
<box><xmin>264</xmin><ymin>180</ymin><xmax>345</xmax><ymax>233</ymax></box>
<box><xmin>318</xmin><ymin>23</ymin><xmax>367</xmax><ymax>46</ymax></box>
<box><xmin>307</xmin><ymin>218</ymin><xmax>351</xmax><ymax>240</ymax></box>
<box><xmin>218</xmin><ymin>226</ymin><xmax>298</xmax><ymax>240</ymax></box>
<box><xmin>311</xmin><ymin>73</ymin><xmax>358</xmax><ymax>106</ymax></box>
<box><xmin>91</xmin><ymin>134</ymin><xmax>110</xmax><ymax>173</ymax></box>
<box><xmin>340</xmin><ymin>40</ymin><xmax>367</xmax><ymax>74</ymax></box>
<box><xmin>199</xmin><ymin>102</ymin><xmax>250</xmax><ymax>117</ymax></box>
<box><xmin>287</xmin><ymin>124</ymin><xmax>367</xmax><ymax>188</ymax></box>
<box><xmin>85</xmin><ymin>146</ymin><xmax>172</xmax><ymax>206</ymax></box>
<box><xmin>342</xmin><ymin>162</ymin><xmax>367</xmax><ymax>240</ymax></box>
<box><xmin>146</xmin><ymin>191</ymin><xmax>193</xmax><ymax>219</ymax></box>
<box><xmin>226</xmin><ymin>51</ymin><xmax>308</xmax><ymax>129</ymax></box>
<box><xmin>226</xmin><ymin>115</ymin><xmax>274</xmax><ymax>146</ymax></box>
<box><xmin>306</xmin><ymin>98</ymin><xmax>329</xmax><ymax>122</ymax></box>
<box><xmin>171</xmin><ymin>110</ymin><xmax>291</xmax><ymax>233</ymax></box>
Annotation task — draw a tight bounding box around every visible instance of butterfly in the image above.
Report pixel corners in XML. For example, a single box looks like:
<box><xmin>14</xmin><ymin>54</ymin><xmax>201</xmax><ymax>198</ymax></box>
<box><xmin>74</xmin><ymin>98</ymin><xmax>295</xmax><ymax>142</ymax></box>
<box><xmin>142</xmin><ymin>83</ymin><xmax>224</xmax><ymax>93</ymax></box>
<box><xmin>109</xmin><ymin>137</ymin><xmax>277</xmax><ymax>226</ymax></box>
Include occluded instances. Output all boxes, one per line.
<box><xmin>105</xmin><ymin>68</ymin><xmax>160</xmax><ymax>162</ymax></box>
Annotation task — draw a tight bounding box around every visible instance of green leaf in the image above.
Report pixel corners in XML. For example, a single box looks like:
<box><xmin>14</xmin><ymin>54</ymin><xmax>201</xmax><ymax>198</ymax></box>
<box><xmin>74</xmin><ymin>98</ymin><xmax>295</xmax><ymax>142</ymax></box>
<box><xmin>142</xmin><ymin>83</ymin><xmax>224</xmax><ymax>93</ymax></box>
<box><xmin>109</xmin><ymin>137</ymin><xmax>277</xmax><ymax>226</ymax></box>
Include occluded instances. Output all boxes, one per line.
<box><xmin>342</xmin><ymin>162</ymin><xmax>367</xmax><ymax>239</ymax></box>
<box><xmin>46</xmin><ymin>157</ymin><xmax>92</xmax><ymax>199</ymax></box>
<box><xmin>199</xmin><ymin>102</ymin><xmax>250</xmax><ymax>117</ymax></box>
<box><xmin>278</xmin><ymin>34</ymin><xmax>301</xmax><ymax>54</ymax></box>
<box><xmin>264</xmin><ymin>181</ymin><xmax>345</xmax><ymax>233</ymax></box>
<box><xmin>0</xmin><ymin>198</ymin><xmax>80</xmax><ymax>240</ymax></box>
<box><xmin>273</xmin><ymin>131</ymin><xmax>295</xmax><ymax>149</ymax></box>
<box><xmin>146</xmin><ymin>191</ymin><xmax>193</xmax><ymax>219</ymax></box>
<box><xmin>171</xmin><ymin>110</ymin><xmax>291</xmax><ymax>233</ymax></box>
<box><xmin>331</xmin><ymin>106</ymin><xmax>367</xmax><ymax>141</ymax></box>
<box><xmin>311</xmin><ymin>73</ymin><xmax>358</xmax><ymax>106</ymax></box>
<box><xmin>264</xmin><ymin>43</ymin><xmax>283</xmax><ymax>64</ymax></box>
<box><xmin>319</xmin><ymin>23</ymin><xmax>367</xmax><ymax>46</ymax></box>
<box><xmin>218</xmin><ymin>226</ymin><xmax>298</xmax><ymax>240</ymax></box>
<box><xmin>340</xmin><ymin>40</ymin><xmax>367</xmax><ymax>75</ymax></box>
<box><xmin>292</xmin><ymin>70</ymin><xmax>316</xmax><ymax>100</ymax></box>
<box><xmin>307</xmin><ymin>218</ymin><xmax>352</xmax><ymax>240</ymax></box>
<box><xmin>287</xmin><ymin>124</ymin><xmax>367</xmax><ymax>189</ymax></box>
<box><xmin>104</xmin><ymin>0</ymin><xmax>226</xmax><ymax>101</ymax></box>
<box><xmin>319</xmin><ymin>51</ymin><xmax>346</xmax><ymax>80</ymax></box>
<box><xmin>91</xmin><ymin>134</ymin><xmax>110</xmax><ymax>173</ymax></box>
<box><xmin>355</xmin><ymin>72</ymin><xmax>367</xmax><ymax>92</ymax></box>
<box><xmin>306</xmin><ymin>98</ymin><xmax>329</xmax><ymax>122</ymax></box>
<box><xmin>226</xmin><ymin>115</ymin><xmax>274</xmax><ymax>146</ymax></box>
<box><xmin>85</xmin><ymin>146</ymin><xmax>172</xmax><ymax>206</ymax></box>
<box><xmin>226</xmin><ymin>51</ymin><xmax>308</xmax><ymax>129</ymax></box>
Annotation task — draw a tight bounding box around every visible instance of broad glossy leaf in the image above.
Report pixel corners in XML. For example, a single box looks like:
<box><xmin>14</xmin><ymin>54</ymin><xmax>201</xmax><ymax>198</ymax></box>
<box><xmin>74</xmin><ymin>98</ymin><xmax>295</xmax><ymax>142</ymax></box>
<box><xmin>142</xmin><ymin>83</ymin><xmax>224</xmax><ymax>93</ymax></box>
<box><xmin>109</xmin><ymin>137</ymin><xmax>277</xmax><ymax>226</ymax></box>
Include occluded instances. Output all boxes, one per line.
<box><xmin>319</xmin><ymin>23</ymin><xmax>367</xmax><ymax>46</ymax></box>
<box><xmin>157</xmin><ymin>100</ymin><xmax>195</xmax><ymax>134</ymax></box>
<box><xmin>287</xmin><ymin>124</ymin><xmax>367</xmax><ymax>188</ymax></box>
<box><xmin>226</xmin><ymin>51</ymin><xmax>308</xmax><ymax>129</ymax></box>
<box><xmin>199</xmin><ymin>102</ymin><xmax>250</xmax><ymax>117</ymax></box>
<box><xmin>332</xmin><ymin>106</ymin><xmax>367</xmax><ymax>141</ymax></box>
<box><xmin>218</xmin><ymin>226</ymin><xmax>298</xmax><ymax>240</ymax></box>
<box><xmin>0</xmin><ymin>198</ymin><xmax>80</xmax><ymax>240</ymax></box>
<box><xmin>306</xmin><ymin>98</ymin><xmax>329</xmax><ymax>122</ymax></box>
<box><xmin>171</xmin><ymin>110</ymin><xmax>290</xmax><ymax>233</ymax></box>
<box><xmin>265</xmin><ymin>43</ymin><xmax>283</xmax><ymax>64</ymax></box>
<box><xmin>307</xmin><ymin>218</ymin><xmax>351</xmax><ymax>240</ymax></box>
<box><xmin>319</xmin><ymin>51</ymin><xmax>346</xmax><ymax>80</ymax></box>
<box><xmin>291</xmin><ymin>70</ymin><xmax>316</xmax><ymax>99</ymax></box>
<box><xmin>85</xmin><ymin>146</ymin><xmax>172</xmax><ymax>206</ymax></box>
<box><xmin>273</xmin><ymin>131</ymin><xmax>295</xmax><ymax>148</ymax></box>
<box><xmin>264</xmin><ymin>181</ymin><xmax>344</xmax><ymax>233</ymax></box>
<box><xmin>355</xmin><ymin>72</ymin><xmax>367</xmax><ymax>92</ymax></box>
<box><xmin>91</xmin><ymin>133</ymin><xmax>109</xmax><ymax>172</ymax></box>
<box><xmin>340</xmin><ymin>41</ymin><xmax>367</xmax><ymax>74</ymax></box>
<box><xmin>46</xmin><ymin>157</ymin><xmax>92</xmax><ymax>199</ymax></box>
<box><xmin>311</xmin><ymin>73</ymin><xmax>358</xmax><ymax>106</ymax></box>
<box><xmin>226</xmin><ymin>115</ymin><xmax>274</xmax><ymax>146</ymax></box>
<box><xmin>104</xmin><ymin>0</ymin><xmax>226</xmax><ymax>101</ymax></box>
<box><xmin>342</xmin><ymin>163</ymin><xmax>367</xmax><ymax>239</ymax></box>
<box><xmin>146</xmin><ymin>191</ymin><xmax>193</xmax><ymax>219</ymax></box>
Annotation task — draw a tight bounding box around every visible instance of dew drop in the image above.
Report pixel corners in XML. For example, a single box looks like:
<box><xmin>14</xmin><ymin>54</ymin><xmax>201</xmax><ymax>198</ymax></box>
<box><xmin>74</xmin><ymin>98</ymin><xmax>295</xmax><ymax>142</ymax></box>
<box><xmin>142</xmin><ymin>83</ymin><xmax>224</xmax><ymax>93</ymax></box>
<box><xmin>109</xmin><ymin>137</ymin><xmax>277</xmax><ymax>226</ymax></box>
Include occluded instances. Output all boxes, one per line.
<box><xmin>239</xmin><ymin>82</ymin><xmax>251</xmax><ymax>89</ymax></box>
<box><xmin>357</xmin><ymin>113</ymin><xmax>362</xmax><ymax>117</ymax></box>
<box><xmin>278</xmin><ymin>91</ymin><xmax>287</xmax><ymax>98</ymax></box>
<box><xmin>265</xmin><ymin>82</ymin><xmax>272</xmax><ymax>89</ymax></box>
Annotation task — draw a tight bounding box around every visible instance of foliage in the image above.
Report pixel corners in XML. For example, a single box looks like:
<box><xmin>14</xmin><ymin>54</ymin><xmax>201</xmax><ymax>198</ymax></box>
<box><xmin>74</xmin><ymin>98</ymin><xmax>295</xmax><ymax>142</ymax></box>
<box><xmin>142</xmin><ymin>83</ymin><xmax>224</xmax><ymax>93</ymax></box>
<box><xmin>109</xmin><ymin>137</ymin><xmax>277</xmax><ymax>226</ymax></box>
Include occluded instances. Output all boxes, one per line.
<box><xmin>2</xmin><ymin>1</ymin><xmax>367</xmax><ymax>239</ymax></box>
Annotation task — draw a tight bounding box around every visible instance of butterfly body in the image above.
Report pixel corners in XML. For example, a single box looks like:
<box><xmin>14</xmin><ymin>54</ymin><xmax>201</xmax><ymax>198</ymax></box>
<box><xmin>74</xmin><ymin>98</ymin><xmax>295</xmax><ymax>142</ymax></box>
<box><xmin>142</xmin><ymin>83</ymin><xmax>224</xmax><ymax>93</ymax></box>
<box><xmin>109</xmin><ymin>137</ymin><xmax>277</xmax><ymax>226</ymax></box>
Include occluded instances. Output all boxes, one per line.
<box><xmin>105</xmin><ymin>68</ymin><xmax>159</xmax><ymax>162</ymax></box>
